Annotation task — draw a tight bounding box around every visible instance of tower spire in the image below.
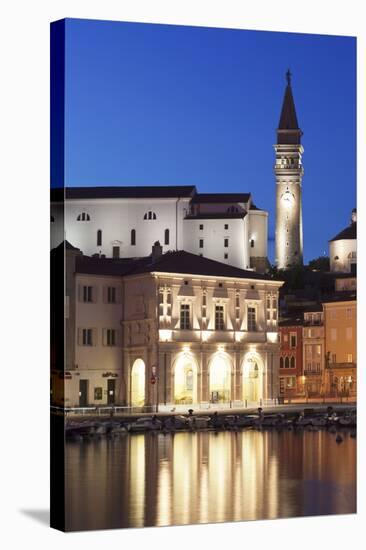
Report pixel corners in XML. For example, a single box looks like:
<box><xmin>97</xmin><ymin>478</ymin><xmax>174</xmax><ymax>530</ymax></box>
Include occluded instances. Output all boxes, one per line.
<box><xmin>286</xmin><ymin>68</ymin><xmax>291</xmax><ymax>86</ymax></box>
<box><xmin>274</xmin><ymin>70</ymin><xmax>304</xmax><ymax>269</ymax></box>
<box><xmin>277</xmin><ymin>70</ymin><xmax>302</xmax><ymax>144</ymax></box>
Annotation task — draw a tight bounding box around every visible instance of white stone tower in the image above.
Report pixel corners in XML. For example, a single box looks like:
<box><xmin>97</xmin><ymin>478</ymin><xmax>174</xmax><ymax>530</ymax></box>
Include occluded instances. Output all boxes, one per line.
<box><xmin>275</xmin><ymin>70</ymin><xmax>304</xmax><ymax>269</ymax></box>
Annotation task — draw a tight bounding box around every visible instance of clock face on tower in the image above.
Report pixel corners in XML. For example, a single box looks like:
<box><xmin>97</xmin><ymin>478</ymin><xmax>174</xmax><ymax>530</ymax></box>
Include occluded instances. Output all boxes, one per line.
<box><xmin>281</xmin><ymin>190</ymin><xmax>295</xmax><ymax>208</ymax></box>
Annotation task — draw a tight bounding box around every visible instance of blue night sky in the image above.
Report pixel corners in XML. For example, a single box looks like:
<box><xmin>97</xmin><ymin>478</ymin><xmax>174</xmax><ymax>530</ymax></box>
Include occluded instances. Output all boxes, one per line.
<box><xmin>62</xmin><ymin>18</ymin><xmax>356</xmax><ymax>263</ymax></box>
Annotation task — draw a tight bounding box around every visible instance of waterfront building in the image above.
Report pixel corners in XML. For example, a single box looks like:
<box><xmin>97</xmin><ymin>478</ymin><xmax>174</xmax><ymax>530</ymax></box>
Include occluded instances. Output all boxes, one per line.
<box><xmin>329</xmin><ymin>209</ymin><xmax>357</xmax><ymax>273</ymax></box>
<box><xmin>51</xmin><ymin>186</ymin><xmax>269</xmax><ymax>273</ymax></box>
<box><xmin>275</xmin><ymin>71</ymin><xmax>304</xmax><ymax>269</ymax></box>
<box><xmin>302</xmin><ymin>306</ymin><xmax>325</xmax><ymax>397</ymax></box>
<box><xmin>323</xmin><ymin>297</ymin><xmax>357</xmax><ymax>397</ymax></box>
<box><xmin>278</xmin><ymin>314</ymin><xmax>303</xmax><ymax>399</ymax></box>
<box><xmin>51</xmin><ymin>241</ymin><xmax>283</xmax><ymax>410</ymax></box>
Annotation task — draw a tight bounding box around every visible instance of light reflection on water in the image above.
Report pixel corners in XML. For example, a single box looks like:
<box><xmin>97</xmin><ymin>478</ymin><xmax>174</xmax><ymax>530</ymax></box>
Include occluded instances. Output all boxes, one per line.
<box><xmin>65</xmin><ymin>430</ymin><xmax>356</xmax><ymax>531</ymax></box>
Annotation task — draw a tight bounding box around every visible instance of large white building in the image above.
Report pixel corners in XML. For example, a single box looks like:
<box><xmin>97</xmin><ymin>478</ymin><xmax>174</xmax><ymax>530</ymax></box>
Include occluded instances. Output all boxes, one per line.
<box><xmin>329</xmin><ymin>209</ymin><xmax>357</xmax><ymax>273</ymax></box>
<box><xmin>51</xmin><ymin>186</ymin><xmax>269</xmax><ymax>273</ymax></box>
<box><xmin>51</xmin><ymin>241</ymin><xmax>282</xmax><ymax>411</ymax></box>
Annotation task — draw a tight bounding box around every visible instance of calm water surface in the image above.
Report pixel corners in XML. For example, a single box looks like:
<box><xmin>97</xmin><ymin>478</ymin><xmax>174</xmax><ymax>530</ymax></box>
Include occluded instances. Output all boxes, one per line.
<box><xmin>65</xmin><ymin>430</ymin><xmax>356</xmax><ymax>531</ymax></box>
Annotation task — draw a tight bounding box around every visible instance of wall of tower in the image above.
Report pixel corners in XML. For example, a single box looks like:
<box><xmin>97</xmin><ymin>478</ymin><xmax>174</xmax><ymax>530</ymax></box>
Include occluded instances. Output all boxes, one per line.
<box><xmin>274</xmin><ymin>144</ymin><xmax>304</xmax><ymax>269</ymax></box>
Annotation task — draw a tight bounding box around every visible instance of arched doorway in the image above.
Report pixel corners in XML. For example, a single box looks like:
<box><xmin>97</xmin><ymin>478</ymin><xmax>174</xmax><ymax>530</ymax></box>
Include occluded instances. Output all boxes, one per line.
<box><xmin>243</xmin><ymin>353</ymin><xmax>263</xmax><ymax>404</ymax></box>
<box><xmin>131</xmin><ymin>359</ymin><xmax>145</xmax><ymax>407</ymax></box>
<box><xmin>209</xmin><ymin>353</ymin><xmax>231</xmax><ymax>403</ymax></box>
<box><xmin>174</xmin><ymin>354</ymin><xmax>197</xmax><ymax>405</ymax></box>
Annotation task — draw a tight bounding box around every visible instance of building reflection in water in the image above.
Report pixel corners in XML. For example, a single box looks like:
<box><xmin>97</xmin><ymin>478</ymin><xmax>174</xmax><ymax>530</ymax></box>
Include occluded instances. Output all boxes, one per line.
<box><xmin>65</xmin><ymin>430</ymin><xmax>356</xmax><ymax>531</ymax></box>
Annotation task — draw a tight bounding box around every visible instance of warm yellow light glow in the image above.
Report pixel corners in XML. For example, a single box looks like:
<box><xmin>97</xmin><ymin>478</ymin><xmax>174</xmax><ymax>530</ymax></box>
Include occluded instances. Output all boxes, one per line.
<box><xmin>174</xmin><ymin>354</ymin><xmax>197</xmax><ymax>404</ymax></box>
<box><xmin>235</xmin><ymin>332</ymin><xmax>242</xmax><ymax>342</ymax></box>
<box><xmin>217</xmin><ymin>344</ymin><xmax>225</xmax><ymax>352</ymax></box>
<box><xmin>209</xmin><ymin>355</ymin><xmax>231</xmax><ymax>402</ymax></box>
<box><xmin>243</xmin><ymin>353</ymin><xmax>263</xmax><ymax>403</ymax></box>
<box><xmin>201</xmin><ymin>331</ymin><xmax>210</xmax><ymax>342</ymax></box>
<box><xmin>267</xmin><ymin>332</ymin><xmax>278</xmax><ymax>343</ymax></box>
<box><xmin>131</xmin><ymin>359</ymin><xmax>145</xmax><ymax>406</ymax></box>
<box><xmin>182</xmin><ymin>345</ymin><xmax>190</xmax><ymax>353</ymax></box>
<box><xmin>159</xmin><ymin>330</ymin><xmax>172</xmax><ymax>342</ymax></box>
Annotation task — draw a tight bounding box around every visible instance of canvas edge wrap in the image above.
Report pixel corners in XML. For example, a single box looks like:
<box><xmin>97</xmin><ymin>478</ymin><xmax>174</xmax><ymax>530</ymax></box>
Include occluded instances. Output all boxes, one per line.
<box><xmin>50</xmin><ymin>18</ymin><xmax>66</xmax><ymax>532</ymax></box>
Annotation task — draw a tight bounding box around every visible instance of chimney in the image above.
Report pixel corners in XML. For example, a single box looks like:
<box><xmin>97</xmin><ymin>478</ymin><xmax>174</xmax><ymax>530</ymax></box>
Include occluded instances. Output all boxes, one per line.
<box><xmin>152</xmin><ymin>241</ymin><xmax>163</xmax><ymax>262</ymax></box>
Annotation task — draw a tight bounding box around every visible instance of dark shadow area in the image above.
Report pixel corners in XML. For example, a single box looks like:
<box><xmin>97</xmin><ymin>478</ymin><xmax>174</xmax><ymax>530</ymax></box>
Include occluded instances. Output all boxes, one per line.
<box><xmin>20</xmin><ymin>509</ymin><xmax>50</xmax><ymax>526</ymax></box>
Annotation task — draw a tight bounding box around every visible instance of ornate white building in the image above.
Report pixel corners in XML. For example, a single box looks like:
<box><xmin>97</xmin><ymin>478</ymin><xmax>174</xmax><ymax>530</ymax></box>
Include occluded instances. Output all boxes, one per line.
<box><xmin>51</xmin><ymin>241</ymin><xmax>282</xmax><ymax>411</ymax></box>
<box><xmin>275</xmin><ymin>71</ymin><xmax>304</xmax><ymax>269</ymax></box>
<box><xmin>51</xmin><ymin>186</ymin><xmax>269</xmax><ymax>273</ymax></box>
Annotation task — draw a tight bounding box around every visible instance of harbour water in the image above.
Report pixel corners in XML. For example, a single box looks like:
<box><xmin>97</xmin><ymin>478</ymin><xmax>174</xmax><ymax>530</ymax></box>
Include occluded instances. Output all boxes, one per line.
<box><xmin>65</xmin><ymin>429</ymin><xmax>356</xmax><ymax>531</ymax></box>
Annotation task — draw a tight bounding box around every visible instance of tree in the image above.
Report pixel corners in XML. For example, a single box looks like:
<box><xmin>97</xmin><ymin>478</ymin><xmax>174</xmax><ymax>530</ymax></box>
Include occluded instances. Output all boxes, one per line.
<box><xmin>308</xmin><ymin>256</ymin><xmax>330</xmax><ymax>272</ymax></box>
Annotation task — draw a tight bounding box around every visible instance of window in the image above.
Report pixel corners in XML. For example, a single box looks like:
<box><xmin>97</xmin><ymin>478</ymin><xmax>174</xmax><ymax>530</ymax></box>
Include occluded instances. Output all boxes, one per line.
<box><xmin>164</xmin><ymin>228</ymin><xmax>170</xmax><ymax>245</ymax></box>
<box><xmin>51</xmin><ymin>215</ymin><xmax>55</xmax><ymax>223</ymax></box>
<box><xmin>131</xmin><ymin>229</ymin><xmax>136</xmax><ymax>245</ymax></box>
<box><xmin>227</xmin><ymin>206</ymin><xmax>239</xmax><ymax>213</ymax></box>
<box><xmin>224</xmin><ymin>253</ymin><xmax>228</xmax><ymax>259</ymax></box>
<box><xmin>280</xmin><ymin>357</ymin><xmax>284</xmax><ymax>369</ymax></box>
<box><xmin>247</xmin><ymin>306</ymin><xmax>257</xmax><ymax>331</ymax></box>
<box><xmin>143</xmin><ymin>211</ymin><xmax>157</xmax><ymax>220</ymax></box>
<box><xmin>224</xmin><ymin>224</ymin><xmax>229</xmax><ymax>230</ymax></box>
<box><xmin>94</xmin><ymin>387</ymin><xmax>103</xmax><ymax>400</ymax></box>
<box><xmin>83</xmin><ymin>286</ymin><xmax>93</xmax><ymax>303</ymax></box>
<box><xmin>82</xmin><ymin>329</ymin><xmax>93</xmax><ymax>346</ymax></box>
<box><xmin>250</xmin><ymin>239</ymin><xmax>254</xmax><ymax>248</ymax></box>
<box><xmin>112</xmin><ymin>246</ymin><xmax>120</xmax><ymax>259</ymax></box>
<box><xmin>346</xmin><ymin>308</ymin><xmax>352</xmax><ymax>319</ymax></box>
<box><xmin>224</xmin><ymin>238</ymin><xmax>229</xmax><ymax>248</ymax></box>
<box><xmin>347</xmin><ymin>354</ymin><xmax>353</xmax><ymax>363</ymax></box>
<box><xmin>97</xmin><ymin>229</ymin><xmax>102</xmax><ymax>247</ymax></box>
<box><xmin>290</xmin><ymin>356</ymin><xmax>296</xmax><ymax>369</ymax></box>
<box><xmin>77</xmin><ymin>212</ymin><xmax>90</xmax><ymax>221</ymax></box>
<box><xmin>215</xmin><ymin>305</ymin><xmax>225</xmax><ymax>330</ymax></box>
<box><xmin>331</xmin><ymin>353</ymin><xmax>336</xmax><ymax>363</ymax></box>
<box><xmin>284</xmin><ymin>334</ymin><xmax>288</xmax><ymax>342</ymax></box>
<box><xmin>290</xmin><ymin>333</ymin><xmax>297</xmax><ymax>348</ymax></box>
<box><xmin>199</xmin><ymin>239</ymin><xmax>204</xmax><ymax>249</ymax></box>
<box><xmin>180</xmin><ymin>304</ymin><xmax>191</xmax><ymax>330</ymax></box>
<box><xmin>106</xmin><ymin>329</ymin><xmax>116</xmax><ymax>346</ymax></box>
<box><xmin>284</xmin><ymin>357</ymin><xmax>290</xmax><ymax>369</ymax></box>
<box><xmin>199</xmin><ymin>224</ymin><xmax>204</xmax><ymax>230</ymax></box>
<box><xmin>107</xmin><ymin>286</ymin><xmax>116</xmax><ymax>304</ymax></box>
<box><xmin>330</xmin><ymin>310</ymin><xmax>337</xmax><ymax>320</ymax></box>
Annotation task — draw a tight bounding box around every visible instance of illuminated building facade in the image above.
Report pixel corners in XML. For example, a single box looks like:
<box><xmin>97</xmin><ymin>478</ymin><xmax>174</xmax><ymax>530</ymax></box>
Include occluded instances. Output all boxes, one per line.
<box><xmin>302</xmin><ymin>307</ymin><xmax>325</xmax><ymax>396</ymax></box>
<box><xmin>51</xmin><ymin>186</ymin><xmax>269</xmax><ymax>273</ymax></box>
<box><xmin>51</xmin><ymin>241</ymin><xmax>283</xmax><ymax>410</ymax></box>
<box><xmin>323</xmin><ymin>297</ymin><xmax>357</xmax><ymax>397</ymax></box>
<box><xmin>275</xmin><ymin>71</ymin><xmax>304</xmax><ymax>269</ymax></box>
<box><xmin>278</xmin><ymin>319</ymin><xmax>303</xmax><ymax>398</ymax></box>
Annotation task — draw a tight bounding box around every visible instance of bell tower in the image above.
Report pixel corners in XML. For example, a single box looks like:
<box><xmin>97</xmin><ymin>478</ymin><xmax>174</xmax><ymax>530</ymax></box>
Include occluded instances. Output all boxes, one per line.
<box><xmin>274</xmin><ymin>70</ymin><xmax>304</xmax><ymax>269</ymax></box>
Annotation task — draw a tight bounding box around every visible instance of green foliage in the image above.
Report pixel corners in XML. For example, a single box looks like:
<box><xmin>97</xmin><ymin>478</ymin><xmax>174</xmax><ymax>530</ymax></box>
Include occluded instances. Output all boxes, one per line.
<box><xmin>308</xmin><ymin>256</ymin><xmax>330</xmax><ymax>272</ymax></box>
